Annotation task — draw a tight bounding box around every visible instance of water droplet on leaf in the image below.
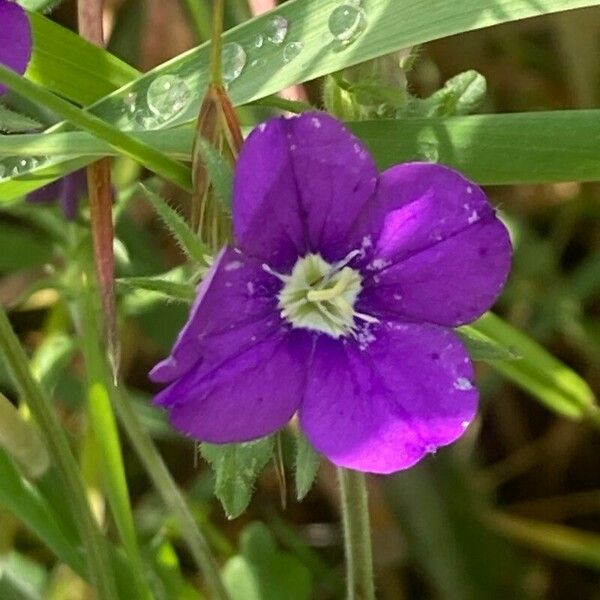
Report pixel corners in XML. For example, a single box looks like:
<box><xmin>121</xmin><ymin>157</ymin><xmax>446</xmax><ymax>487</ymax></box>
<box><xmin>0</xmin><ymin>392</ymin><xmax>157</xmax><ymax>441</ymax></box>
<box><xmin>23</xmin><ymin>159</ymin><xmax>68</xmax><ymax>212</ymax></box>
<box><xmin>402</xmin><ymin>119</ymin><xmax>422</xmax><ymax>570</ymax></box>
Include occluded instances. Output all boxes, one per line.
<box><xmin>282</xmin><ymin>41</ymin><xmax>303</xmax><ymax>63</ymax></box>
<box><xmin>254</xmin><ymin>34</ymin><xmax>264</xmax><ymax>48</ymax></box>
<box><xmin>146</xmin><ymin>75</ymin><xmax>191</xmax><ymax>120</ymax></box>
<box><xmin>328</xmin><ymin>4</ymin><xmax>367</xmax><ymax>45</ymax></box>
<box><xmin>123</xmin><ymin>91</ymin><xmax>137</xmax><ymax>113</ymax></box>
<box><xmin>264</xmin><ymin>15</ymin><xmax>288</xmax><ymax>45</ymax></box>
<box><xmin>222</xmin><ymin>43</ymin><xmax>247</xmax><ymax>85</ymax></box>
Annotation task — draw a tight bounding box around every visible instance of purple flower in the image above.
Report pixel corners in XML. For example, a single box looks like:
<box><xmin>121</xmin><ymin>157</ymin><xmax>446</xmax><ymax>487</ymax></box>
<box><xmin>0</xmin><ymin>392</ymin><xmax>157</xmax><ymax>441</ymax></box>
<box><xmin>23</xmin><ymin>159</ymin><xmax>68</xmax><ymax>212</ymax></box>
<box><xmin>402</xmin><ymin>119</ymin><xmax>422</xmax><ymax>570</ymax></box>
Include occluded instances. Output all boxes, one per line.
<box><xmin>0</xmin><ymin>0</ymin><xmax>32</xmax><ymax>96</ymax></box>
<box><xmin>27</xmin><ymin>170</ymin><xmax>87</xmax><ymax>221</ymax></box>
<box><xmin>150</xmin><ymin>113</ymin><xmax>512</xmax><ymax>474</ymax></box>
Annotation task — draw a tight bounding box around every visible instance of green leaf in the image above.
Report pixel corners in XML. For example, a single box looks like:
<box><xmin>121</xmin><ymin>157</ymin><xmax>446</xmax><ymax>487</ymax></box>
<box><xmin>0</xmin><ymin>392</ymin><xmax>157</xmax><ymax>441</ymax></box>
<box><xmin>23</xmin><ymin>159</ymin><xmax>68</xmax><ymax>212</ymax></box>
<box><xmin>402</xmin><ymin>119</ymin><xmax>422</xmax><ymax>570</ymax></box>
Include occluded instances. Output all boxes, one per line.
<box><xmin>140</xmin><ymin>185</ymin><xmax>208</xmax><ymax>265</ymax></box>
<box><xmin>0</xmin><ymin>128</ymin><xmax>192</xmax><ymax>159</ymax></box>
<box><xmin>0</xmin><ymin>104</ymin><xmax>42</xmax><ymax>133</ymax></box>
<box><xmin>27</xmin><ymin>11</ymin><xmax>139</xmax><ymax>105</ymax></box>
<box><xmin>0</xmin><ymin>551</ymin><xmax>47</xmax><ymax>600</ymax></box>
<box><xmin>0</xmin><ymin>393</ymin><xmax>49</xmax><ymax>479</ymax></box>
<box><xmin>149</xmin><ymin>536</ymin><xmax>203</xmax><ymax>600</ymax></box>
<box><xmin>383</xmin><ymin>456</ymin><xmax>527</xmax><ymax>600</ymax></box>
<box><xmin>18</xmin><ymin>0</ymin><xmax>63</xmax><ymax>12</ymax></box>
<box><xmin>0</xmin><ymin>222</ymin><xmax>53</xmax><ymax>272</ymax></box>
<box><xmin>193</xmin><ymin>136</ymin><xmax>234</xmax><ymax>211</ymax></box>
<box><xmin>4</xmin><ymin>0</ymin><xmax>599</xmax><ymax>198</ymax></box>
<box><xmin>117</xmin><ymin>277</ymin><xmax>196</xmax><ymax>303</ymax></box>
<box><xmin>412</xmin><ymin>70</ymin><xmax>487</xmax><ymax>117</ymax></box>
<box><xmin>294</xmin><ymin>430</ymin><xmax>320</xmax><ymax>501</ymax></box>
<box><xmin>29</xmin><ymin>333</ymin><xmax>76</xmax><ymax>391</ymax></box>
<box><xmin>222</xmin><ymin>522</ymin><xmax>312</xmax><ymax>600</ymax></box>
<box><xmin>347</xmin><ymin>111</ymin><xmax>600</xmax><ymax>185</ymax></box>
<box><xmin>7</xmin><ymin>108</ymin><xmax>600</xmax><ymax>190</ymax></box>
<box><xmin>456</xmin><ymin>326</ymin><xmax>520</xmax><ymax>362</ymax></box>
<box><xmin>488</xmin><ymin>512</ymin><xmax>600</xmax><ymax>571</ymax></box>
<box><xmin>0</xmin><ymin>449</ymin><xmax>85</xmax><ymax>575</ymax></box>
<box><xmin>473</xmin><ymin>312</ymin><xmax>598</xmax><ymax>421</ymax></box>
<box><xmin>0</xmin><ymin>65</ymin><xmax>192</xmax><ymax>192</ymax></box>
<box><xmin>201</xmin><ymin>437</ymin><xmax>275</xmax><ymax>519</ymax></box>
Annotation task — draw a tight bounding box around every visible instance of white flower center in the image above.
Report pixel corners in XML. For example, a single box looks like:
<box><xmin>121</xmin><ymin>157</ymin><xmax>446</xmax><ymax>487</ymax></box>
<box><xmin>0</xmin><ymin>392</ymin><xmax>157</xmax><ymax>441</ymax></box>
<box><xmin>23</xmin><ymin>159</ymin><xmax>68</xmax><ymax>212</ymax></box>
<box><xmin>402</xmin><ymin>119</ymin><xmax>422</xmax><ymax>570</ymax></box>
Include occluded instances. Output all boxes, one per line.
<box><xmin>273</xmin><ymin>252</ymin><xmax>373</xmax><ymax>338</ymax></box>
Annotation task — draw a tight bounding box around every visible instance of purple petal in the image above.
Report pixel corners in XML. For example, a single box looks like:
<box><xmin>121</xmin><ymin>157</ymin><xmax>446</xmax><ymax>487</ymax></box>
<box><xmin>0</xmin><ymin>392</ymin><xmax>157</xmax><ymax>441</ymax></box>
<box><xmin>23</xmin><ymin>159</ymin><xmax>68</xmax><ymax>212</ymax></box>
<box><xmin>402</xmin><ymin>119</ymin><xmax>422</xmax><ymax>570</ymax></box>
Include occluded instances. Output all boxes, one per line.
<box><xmin>233</xmin><ymin>112</ymin><xmax>378</xmax><ymax>270</ymax></box>
<box><xmin>27</xmin><ymin>179</ymin><xmax>63</xmax><ymax>204</ymax></box>
<box><xmin>0</xmin><ymin>0</ymin><xmax>32</xmax><ymax>96</ymax></box>
<box><xmin>27</xmin><ymin>171</ymin><xmax>87</xmax><ymax>220</ymax></box>
<box><xmin>299</xmin><ymin>322</ymin><xmax>477</xmax><ymax>474</ymax></box>
<box><xmin>156</xmin><ymin>328</ymin><xmax>311</xmax><ymax>443</ymax></box>
<box><xmin>59</xmin><ymin>170</ymin><xmax>87</xmax><ymax>220</ymax></box>
<box><xmin>357</xmin><ymin>163</ymin><xmax>512</xmax><ymax>326</ymax></box>
<box><xmin>150</xmin><ymin>246</ymin><xmax>282</xmax><ymax>384</ymax></box>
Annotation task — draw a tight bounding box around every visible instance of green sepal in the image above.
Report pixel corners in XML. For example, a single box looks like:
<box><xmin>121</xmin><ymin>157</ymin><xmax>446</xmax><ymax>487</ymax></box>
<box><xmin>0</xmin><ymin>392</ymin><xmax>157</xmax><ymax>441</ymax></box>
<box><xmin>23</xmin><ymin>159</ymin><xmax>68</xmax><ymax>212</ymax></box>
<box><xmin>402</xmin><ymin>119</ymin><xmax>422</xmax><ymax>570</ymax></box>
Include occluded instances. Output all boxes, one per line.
<box><xmin>410</xmin><ymin>70</ymin><xmax>487</xmax><ymax>117</ymax></box>
<box><xmin>140</xmin><ymin>184</ymin><xmax>208</xmax><ymax>265</ymax></box>
<box><xmin>294</xmin><ymin>430</ymin><xmax>320</xmax><ymax>501</ymax></box>
<box><xmin>0</xmin><ymin>104</ymin><xmax>42</xmax><ymax>133</ymax></box>
<box><xmin>456</xmin><ymin>326</ymin><xmax>520</xmax><ymax>362</ymax></box>
<box><xmin>201</xmin><ymin>437</ymin><xmax>275</xmax><ymax>519</ymax></box>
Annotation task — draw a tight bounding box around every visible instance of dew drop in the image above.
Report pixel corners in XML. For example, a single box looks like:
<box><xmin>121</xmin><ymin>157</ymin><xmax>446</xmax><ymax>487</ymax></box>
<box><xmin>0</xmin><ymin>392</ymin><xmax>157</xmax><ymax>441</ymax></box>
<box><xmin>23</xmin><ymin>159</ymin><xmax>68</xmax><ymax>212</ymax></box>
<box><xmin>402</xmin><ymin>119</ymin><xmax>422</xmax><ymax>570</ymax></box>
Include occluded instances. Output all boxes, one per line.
<box><xmin>123</xmin><ymin>91</ymin><xmax>137</xmax><ymax>114</ymax></box>
<box><xmin>146</xmin><ymin>75</ymin><xmax>191</xmax><ymax>120</ymax></box>
<box><xmin>250</xmin><ymin>57</ymin><xmax>267</xmax><ymax>69</ymax></box>
<box><xmin>254</xmin><ymin>33</ymin><xmax>264</xmax><ymax>48</ymax></box>
<box><xmin>264</xmin><ymin>15</ymin><xmax>288</xmax><ymax>45</ymax></box>
<box><xmin>328</xmin><ymin>4</ymin><xmax>367</xmax><ymax>45</ymax></box>
<box><xmin>282</xmin><ymin>41</ymin><xmax>303</xmax><ymax>63</ymax></box>
<box><xmin>132</xmin><ymin>110</ymin><xmax>161</xmax><ymax>130</ymax></box>
<box><xmin>222</xmin><ymin>43</ymin><xmax>247</xmax><ymax>85</ymax></box>
<box><xmin>0</xmin><ymin>164</ymin><xmax>6</xmax><ymax>179</ymax></box>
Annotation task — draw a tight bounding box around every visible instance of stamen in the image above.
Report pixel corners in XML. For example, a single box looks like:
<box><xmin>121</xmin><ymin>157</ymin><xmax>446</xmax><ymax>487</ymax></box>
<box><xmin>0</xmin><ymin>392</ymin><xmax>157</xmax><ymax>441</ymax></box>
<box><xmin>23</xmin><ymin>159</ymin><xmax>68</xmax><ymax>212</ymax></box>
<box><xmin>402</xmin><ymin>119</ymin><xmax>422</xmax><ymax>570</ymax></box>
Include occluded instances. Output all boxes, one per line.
<box><xmin>355</xmin><ymin>311</ymin><xmax>379</xmax><ymax>324</ymax></box>
<box><xmin>262</xmin><ymin>263</ymin><xmax>289</xmax><ymax>282</ymax></box>
<box><xmin>328</xmin><ymin>249</ymin><xmax>362</xmax><ymax>275</ymax></box>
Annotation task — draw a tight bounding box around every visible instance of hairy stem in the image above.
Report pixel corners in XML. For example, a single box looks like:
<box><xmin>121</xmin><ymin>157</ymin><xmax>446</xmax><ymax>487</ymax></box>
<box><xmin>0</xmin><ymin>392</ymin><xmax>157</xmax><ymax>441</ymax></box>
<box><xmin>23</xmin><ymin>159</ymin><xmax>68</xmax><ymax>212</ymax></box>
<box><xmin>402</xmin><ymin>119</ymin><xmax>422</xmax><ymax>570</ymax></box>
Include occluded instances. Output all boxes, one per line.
<box><xmin>338</xmin><ymin>468</ymin><xmax>376</xmax><ymax>600</ymax></box>
<box><xmin>210</xmin><ymin>0</ymin><xmax>226</xmax><ymax>85</ymax></box>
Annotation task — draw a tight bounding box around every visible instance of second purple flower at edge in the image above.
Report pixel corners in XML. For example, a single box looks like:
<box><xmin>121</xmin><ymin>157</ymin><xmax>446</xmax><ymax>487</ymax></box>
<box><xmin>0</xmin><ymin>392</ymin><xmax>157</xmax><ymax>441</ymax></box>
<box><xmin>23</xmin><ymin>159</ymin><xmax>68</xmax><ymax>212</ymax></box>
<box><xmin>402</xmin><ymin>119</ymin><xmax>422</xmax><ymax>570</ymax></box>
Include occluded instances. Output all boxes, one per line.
<box><xmin>150</xmin><ymin>112</ymin><xmax>512</xmax><ymax>474</ymax></box>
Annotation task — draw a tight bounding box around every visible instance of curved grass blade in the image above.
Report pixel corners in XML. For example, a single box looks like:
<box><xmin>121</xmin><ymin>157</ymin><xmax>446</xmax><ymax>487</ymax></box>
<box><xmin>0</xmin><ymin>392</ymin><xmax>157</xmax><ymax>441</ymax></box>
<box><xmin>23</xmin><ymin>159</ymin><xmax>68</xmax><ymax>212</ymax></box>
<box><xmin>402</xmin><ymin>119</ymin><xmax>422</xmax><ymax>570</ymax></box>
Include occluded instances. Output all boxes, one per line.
<box><xmin>3</xmin><ymin>0</ymin><xmax>600</xmax><ymax>198</ymax></box>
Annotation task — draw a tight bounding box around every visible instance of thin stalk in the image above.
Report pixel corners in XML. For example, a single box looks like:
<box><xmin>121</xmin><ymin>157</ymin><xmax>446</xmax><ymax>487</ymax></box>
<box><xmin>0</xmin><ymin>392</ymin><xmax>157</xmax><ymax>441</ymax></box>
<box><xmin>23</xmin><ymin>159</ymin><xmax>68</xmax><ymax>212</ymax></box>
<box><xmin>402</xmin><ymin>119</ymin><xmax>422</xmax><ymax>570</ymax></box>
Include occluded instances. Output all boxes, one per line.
<box><xmin>110</xmin><ymin>386</ymin><xmax>231</xmax><ymax>600</ymax></box>
<box><xmin>71</xmin><ymin>239</ymin><xmax>229</xmax><ymax>599</ymax></box>
<box><xmin>210</xmin><ymin>0</ymin><xmax>226</xmax><ymax>85</ymax></box>
<box><xmin>337</xmin><ymin>468</ymin><xmax>376</xmax><ymax>600</ymax></box>
<box><xmin>75</xmin><ymin>266</ymin><xmax>152</xmax><ymax>600</ymax></box>
<box><xmin>77</xmin><ymin>3</ymin><xmax>149</xmax><ymax>595</ymax></box>
<box><xmin>0</xmin><ymin>307</ymin><xmax>117</xmax><ymax>599</ymax></box>
<box><xmin>181</xmin><ymin>0</ymin><xmax>212</xmax><ymax>42</ymax></box>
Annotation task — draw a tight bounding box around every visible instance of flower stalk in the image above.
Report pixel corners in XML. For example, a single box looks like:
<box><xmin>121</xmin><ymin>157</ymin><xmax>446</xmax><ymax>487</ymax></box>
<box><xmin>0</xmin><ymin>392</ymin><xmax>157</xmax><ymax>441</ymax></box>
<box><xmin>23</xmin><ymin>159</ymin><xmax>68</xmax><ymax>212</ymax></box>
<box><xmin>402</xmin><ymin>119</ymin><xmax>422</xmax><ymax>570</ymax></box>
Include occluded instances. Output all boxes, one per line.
<box><xmin>338</xmin><ymin>468</ymin><xmax>376</xmax><ymax>600</ymax></box>
<box><xmin>210</xmin><ymin>0</ymin><xmax>225</xmax><ymax>86</ymax></box>
<box><xmin>191</xmin><ymin>0</ymin><xmax>243</xmax><ymax>246</ymax></box>
<box><xmin>77</xmin><ymin>0</ymin><xmax>120</xmax><ymax>380</ymax></box>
